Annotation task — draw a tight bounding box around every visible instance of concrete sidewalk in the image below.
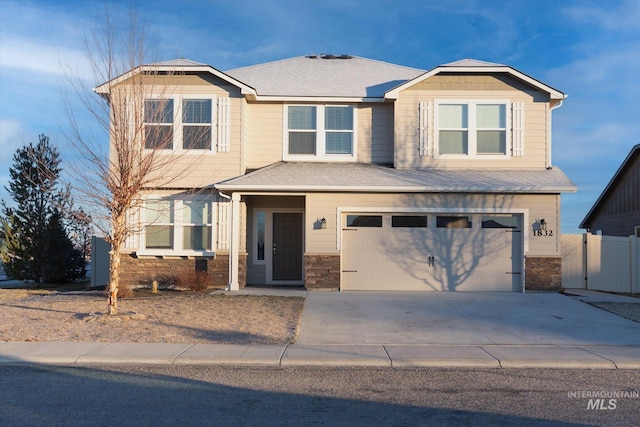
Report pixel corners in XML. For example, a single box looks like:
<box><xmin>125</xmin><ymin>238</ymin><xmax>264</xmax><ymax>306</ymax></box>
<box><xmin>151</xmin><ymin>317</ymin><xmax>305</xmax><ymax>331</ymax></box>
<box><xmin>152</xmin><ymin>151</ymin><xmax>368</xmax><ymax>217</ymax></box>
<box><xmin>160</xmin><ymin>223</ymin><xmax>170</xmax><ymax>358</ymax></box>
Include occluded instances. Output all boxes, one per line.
<box><xmin>1</xmin><ymin>341</ymin><xmax>639</xmax><ymax>369</ymax></box>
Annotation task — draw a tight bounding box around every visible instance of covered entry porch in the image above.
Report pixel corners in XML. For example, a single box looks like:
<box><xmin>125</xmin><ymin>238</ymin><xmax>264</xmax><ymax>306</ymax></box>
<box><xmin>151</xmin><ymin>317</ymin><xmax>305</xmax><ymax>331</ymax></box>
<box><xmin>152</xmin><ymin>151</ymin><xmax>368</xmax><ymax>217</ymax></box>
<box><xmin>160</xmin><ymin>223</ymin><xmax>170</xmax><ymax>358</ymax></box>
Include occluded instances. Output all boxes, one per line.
<box><xmin>245</xmin><ymin>195</ymin><xmax>306</xmax><ymax>286</ymax></box>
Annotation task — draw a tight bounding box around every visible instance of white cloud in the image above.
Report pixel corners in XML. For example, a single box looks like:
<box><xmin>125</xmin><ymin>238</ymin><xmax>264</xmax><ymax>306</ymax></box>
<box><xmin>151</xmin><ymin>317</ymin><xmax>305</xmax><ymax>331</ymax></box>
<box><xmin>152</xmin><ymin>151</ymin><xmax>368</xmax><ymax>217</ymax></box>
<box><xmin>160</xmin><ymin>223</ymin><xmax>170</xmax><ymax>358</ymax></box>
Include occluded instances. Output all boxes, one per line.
<box><xmin>562</xmin><ymin>0</ymin><xmax>640</xmax><ymax>32</ymax></box>
<box><xmin>545</xmin><ymin>49</ymin><xmax>640</xmax><ymax>95</ymax></box>
<box><xmin>0</xmin><ymin>37</ymin><xmax>92</xmax><ymax>79</ymax></box>
<box><xmin>0</xmin><ymin>119</ymin><xmax>29</xmax><ymax>167</ymax></box>
<box><xmin>0</xmin><ymin>119</ymin><xmax>31</xmax><ymax>205</ymax></box>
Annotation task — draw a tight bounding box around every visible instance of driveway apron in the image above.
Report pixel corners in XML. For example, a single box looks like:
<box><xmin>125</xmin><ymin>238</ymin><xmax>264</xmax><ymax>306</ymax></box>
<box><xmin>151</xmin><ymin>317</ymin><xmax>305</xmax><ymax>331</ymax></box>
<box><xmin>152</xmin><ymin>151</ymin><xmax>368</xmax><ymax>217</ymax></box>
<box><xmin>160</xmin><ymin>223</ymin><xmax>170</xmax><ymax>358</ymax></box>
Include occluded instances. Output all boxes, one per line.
<box><xmin>296</xmin><ymin>292</ymin><xmax>640</xmax><ymax>346</ymax></box>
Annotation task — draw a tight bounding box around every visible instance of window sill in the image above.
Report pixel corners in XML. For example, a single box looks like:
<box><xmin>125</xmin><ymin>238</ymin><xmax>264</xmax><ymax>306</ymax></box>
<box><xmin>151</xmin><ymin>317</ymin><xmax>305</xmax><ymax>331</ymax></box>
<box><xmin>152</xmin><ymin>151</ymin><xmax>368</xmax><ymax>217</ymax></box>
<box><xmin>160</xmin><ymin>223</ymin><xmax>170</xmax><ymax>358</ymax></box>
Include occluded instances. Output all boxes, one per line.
<box><xmin>135</xmin><ymin>250</ymin><xmax>216</xmax><ymax>259</ymax></box>
<box><xmin>283</xmin><ymin>155</ymin><xmax>356</xmax><ymax>162</ymax></box>
<box><xmin>144</xmin><ymin>149</ymin><xmax>218</xmax><ymax>155</ymax></box>
<box><xmin>434</xmin><ymin>154</ymin><xmax>511</xmax><ymax>160</ymax></box>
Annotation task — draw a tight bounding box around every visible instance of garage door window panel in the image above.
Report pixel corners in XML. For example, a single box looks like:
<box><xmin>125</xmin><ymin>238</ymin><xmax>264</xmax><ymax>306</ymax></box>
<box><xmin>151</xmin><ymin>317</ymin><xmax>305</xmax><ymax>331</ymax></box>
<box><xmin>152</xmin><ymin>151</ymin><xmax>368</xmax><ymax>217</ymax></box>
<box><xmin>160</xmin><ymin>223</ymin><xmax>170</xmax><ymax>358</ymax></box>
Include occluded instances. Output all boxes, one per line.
<box><xmin>347</xmin><ymin>215</ymin><xmax>382</xmax><ymax>227</ymax></box>
<box><xmin>392</xmin><ymin>216</ymin><xmax>428</xmax><ymax>227</ymax></box>
<box><xmin>482</xmin><ymin>214</ymin><xmax>519</xmax><ymax>229</ymax></box>
<box><xmin>437</xmin><ymin>216</ymin><xmax>472</xmax><ymax>229</ymax></box>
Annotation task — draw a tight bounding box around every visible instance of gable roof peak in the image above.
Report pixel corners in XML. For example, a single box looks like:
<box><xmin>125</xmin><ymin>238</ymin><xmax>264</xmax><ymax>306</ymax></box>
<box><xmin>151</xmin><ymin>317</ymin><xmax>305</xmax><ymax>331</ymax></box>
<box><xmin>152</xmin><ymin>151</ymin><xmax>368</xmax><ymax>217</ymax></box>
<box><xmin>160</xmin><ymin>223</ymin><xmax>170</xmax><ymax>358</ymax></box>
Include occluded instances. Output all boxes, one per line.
<box><xmin>441</xmin><ymin>58</ymin><xmax>507</xmax><ymax>67</ymax></box>
<box><xmin>149</xmin><ymin>58</ymin><xmax>207</xmax><ymax>67</ymax></box>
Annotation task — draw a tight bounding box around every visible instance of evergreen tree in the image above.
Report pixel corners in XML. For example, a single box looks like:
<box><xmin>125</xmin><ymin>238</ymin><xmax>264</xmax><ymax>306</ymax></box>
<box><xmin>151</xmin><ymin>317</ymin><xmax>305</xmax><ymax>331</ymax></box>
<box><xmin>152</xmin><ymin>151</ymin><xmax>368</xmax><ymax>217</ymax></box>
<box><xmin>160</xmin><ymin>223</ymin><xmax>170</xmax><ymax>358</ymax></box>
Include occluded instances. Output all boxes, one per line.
<box><xmin>44</xmin><ymin>210</ymin><xmax>84</xmax><ymax>283</ymax></box>
<box><xmin>0</xmin><ymin>134</ymin><xmax>85</xmax><ymax>283</ymax></box>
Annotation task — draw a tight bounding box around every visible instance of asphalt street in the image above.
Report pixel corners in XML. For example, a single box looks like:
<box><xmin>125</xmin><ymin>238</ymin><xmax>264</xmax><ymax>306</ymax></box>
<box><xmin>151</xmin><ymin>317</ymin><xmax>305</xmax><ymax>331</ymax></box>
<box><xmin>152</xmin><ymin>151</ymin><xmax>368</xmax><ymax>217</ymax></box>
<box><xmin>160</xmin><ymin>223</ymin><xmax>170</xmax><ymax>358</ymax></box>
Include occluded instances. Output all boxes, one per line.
<box><xmin>1</xmin><ymin>365</ymin><xmax>638</xmax><ymax>426</ymax></box>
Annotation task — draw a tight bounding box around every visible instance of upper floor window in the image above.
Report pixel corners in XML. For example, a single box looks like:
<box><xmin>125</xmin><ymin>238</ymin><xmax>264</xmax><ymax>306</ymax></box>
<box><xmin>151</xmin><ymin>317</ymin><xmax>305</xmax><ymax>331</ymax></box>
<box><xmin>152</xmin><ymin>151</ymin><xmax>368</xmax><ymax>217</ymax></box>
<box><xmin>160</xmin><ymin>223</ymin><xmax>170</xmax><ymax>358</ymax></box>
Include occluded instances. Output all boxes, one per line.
<box><xmin>182</xmin><ymin>99</ymin><xmax>212</xmax><ymax>150</ymax></box>
<box><xmin>143</xmin><ymin>96</ymin><xmax>230</xmax><ymax>153</ymax></box>
<box><xmin>436</xmin><ymin>100</ymin><xmax>508</xmax><ymax>157</ymax></box>
<box><xmin>286</xmin><ymin>105</ymin><xmax>355</xmax><ymax>160</ymax></box>
<box><xmin>144</xmin><ymin>99</ymin><xmax>174</xmax><ymax>150</ymax></box>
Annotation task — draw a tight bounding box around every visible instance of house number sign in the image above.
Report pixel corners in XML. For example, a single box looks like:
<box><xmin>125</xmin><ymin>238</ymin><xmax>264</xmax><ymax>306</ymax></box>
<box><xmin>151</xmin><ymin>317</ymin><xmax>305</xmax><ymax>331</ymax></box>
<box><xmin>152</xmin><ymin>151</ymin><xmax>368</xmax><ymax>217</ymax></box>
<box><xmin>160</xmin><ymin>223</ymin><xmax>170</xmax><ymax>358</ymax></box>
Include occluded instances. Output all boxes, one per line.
<box><xmin>533</xmin><ymin>219</ymin><xmax>554</xmax><ymax>237</ymax></box>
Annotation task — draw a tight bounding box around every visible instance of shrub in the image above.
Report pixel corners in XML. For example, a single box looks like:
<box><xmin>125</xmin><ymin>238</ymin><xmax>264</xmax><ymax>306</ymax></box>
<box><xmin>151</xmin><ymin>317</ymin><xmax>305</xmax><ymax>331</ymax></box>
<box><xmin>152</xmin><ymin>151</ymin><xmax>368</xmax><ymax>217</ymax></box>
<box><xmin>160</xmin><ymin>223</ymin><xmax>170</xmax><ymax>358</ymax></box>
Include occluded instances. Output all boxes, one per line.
<box><xmin>184</xmin><ymin>271</ymin><xmax>209</xmax><ymax>292</ymax></box>
<box><xmin>155</xmin><ymin>274</ymin><xmax>181</xmax><ymax>290</ymax></box>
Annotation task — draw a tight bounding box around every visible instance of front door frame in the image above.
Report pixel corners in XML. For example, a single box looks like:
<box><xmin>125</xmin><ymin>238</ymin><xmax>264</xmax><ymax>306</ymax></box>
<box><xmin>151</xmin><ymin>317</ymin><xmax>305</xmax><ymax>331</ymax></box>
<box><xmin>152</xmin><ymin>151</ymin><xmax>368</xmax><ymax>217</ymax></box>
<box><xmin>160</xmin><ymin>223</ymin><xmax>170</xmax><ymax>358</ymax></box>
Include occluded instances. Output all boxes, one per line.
<box><xmin>253</xmin><ymin>208</ymin><xmax>305</xmax><ymax>285</ymax></box>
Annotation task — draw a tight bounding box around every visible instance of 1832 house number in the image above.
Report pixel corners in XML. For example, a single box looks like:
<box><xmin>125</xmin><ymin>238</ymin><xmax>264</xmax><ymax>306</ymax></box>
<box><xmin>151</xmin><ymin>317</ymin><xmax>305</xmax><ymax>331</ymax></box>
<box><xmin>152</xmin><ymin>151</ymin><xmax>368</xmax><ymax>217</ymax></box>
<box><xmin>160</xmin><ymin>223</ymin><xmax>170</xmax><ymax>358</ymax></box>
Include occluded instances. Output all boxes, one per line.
<box><xmin>534</xmin><ymin>229</ymin><xmax>554</xmax><ymax>237</ymax></box>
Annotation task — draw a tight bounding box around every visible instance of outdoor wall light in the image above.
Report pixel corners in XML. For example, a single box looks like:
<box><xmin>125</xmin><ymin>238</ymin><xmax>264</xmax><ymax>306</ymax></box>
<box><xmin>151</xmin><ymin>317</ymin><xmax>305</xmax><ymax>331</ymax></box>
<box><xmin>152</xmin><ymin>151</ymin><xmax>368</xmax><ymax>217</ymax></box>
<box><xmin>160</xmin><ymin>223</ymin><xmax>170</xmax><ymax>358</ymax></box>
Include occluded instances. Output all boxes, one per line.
<box><xmin>539</xmin><ymin>218</ymin><xmax>547</xmax><ymax>231</ymax></box>
<box><xmin>317</xmin><ymin>217</ymin><xmax>327</xmax><ymax>229</ymax></box>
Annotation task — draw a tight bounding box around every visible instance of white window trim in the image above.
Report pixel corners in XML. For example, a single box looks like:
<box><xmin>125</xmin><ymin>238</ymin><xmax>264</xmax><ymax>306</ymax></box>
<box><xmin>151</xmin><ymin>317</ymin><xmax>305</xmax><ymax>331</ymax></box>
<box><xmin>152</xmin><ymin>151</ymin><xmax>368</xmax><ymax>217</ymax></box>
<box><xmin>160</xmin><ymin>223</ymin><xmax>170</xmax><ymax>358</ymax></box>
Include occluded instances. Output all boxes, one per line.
<box><xmin>137</xmin><ymin>195</ymin><xmax>216</xmax><ymax>257</ymax></box>
<box><xmin>434</xmin><ymin>99</ymin><xmax>511</xmax><ymax>160</ymax></box>
<box><xmin>144</xmin><ymin>94</ymin><xmax>222</xmax><ymax>155</ymax></box>
<box><xmin>283</xmin><ymin>104</ymin><xmax>357</xmax><ymax>162</ymax></box>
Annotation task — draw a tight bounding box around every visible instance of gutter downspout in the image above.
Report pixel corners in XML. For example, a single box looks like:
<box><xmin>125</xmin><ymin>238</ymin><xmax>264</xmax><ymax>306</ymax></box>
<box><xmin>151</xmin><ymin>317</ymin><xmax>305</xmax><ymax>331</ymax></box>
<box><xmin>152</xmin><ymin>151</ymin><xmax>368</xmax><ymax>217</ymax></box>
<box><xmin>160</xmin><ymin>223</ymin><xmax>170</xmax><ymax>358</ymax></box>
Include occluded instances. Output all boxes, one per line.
<box><xmin>548</xmin><ymin>99</ymin><xmax>565</xmax><ymax>168</ymax></box>
<box><xmin>218</xmin><ymin>190</ymin><xmax>240</xmax><ymax>291</ymax></box>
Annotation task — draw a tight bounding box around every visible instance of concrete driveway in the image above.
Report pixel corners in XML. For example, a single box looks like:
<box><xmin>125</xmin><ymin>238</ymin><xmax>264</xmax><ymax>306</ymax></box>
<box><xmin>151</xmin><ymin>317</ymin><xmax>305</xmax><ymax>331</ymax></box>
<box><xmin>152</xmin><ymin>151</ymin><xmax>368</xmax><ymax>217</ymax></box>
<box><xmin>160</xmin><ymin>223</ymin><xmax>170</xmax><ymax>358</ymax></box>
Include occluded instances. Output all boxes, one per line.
<box><xmin>296</xmin><ymin>291</ymin><xmax>640</xmax><ymax>346</ymax></box>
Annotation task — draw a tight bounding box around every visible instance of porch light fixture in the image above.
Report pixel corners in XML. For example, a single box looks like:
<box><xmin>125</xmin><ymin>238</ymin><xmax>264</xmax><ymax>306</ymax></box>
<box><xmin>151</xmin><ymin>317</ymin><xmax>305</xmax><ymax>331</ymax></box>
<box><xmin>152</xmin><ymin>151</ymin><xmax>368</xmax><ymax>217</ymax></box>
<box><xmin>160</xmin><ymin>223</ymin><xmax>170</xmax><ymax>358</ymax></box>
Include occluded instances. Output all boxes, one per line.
<box><xmin>539</xmin><ymin>218</ymin><xmax>547</xmax><ymax>231</ymax></box>
<box><xmin>317</xmin><ymin>217</ymin><xmax>327</xmax><ymax>229</ymax></box>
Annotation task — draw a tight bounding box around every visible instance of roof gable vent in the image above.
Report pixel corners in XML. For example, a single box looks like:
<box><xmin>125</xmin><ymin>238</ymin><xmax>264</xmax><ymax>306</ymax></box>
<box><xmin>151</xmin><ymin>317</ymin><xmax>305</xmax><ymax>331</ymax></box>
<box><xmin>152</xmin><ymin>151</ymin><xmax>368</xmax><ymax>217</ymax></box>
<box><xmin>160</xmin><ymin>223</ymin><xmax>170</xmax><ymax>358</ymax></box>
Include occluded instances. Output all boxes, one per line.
<box><xmin>307</xmin><ymin>54</ymin><xmax>352</xmax><ymax>60</ymax></box>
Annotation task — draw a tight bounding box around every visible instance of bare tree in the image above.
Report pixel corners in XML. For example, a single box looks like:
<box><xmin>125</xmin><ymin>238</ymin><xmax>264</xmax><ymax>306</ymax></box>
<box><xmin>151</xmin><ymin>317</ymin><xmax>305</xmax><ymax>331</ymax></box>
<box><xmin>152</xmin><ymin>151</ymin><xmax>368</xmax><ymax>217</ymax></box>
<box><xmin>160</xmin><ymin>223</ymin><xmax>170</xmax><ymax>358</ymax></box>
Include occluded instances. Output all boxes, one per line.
<box><xmin>64</xmin><ymin>7</ymin><xmax>206</xmax><ymax>314</ymax></box>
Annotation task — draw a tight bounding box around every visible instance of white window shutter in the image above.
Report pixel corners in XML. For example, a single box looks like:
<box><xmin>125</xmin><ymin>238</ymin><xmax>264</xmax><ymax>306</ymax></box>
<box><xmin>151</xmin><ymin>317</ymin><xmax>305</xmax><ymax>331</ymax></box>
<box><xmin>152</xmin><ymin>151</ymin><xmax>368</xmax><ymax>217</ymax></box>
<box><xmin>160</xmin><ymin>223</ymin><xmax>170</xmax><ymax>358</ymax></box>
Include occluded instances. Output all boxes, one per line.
<box><xmin>512</xmin><ymin>102</ymin><xmax>525</xmax><ymax>157</ymax></box>
<box><xmin>419</xmin><ymin>101</ymin><xmax>432</xmax><ymax>156</ymax></box>
<box><xmin>217</xmin><ymin>97</ymin><xmax>230</xmax><ymax>152</ymax></box>
<box><xmin>217</xmin><ymin>197</ymin><xmax>230</xmax><ymax>250</ymax></box>
<box><xmin>125</xmin><ymin>203</ymin><xmax>141</xmax><ymax>249</ymax></box>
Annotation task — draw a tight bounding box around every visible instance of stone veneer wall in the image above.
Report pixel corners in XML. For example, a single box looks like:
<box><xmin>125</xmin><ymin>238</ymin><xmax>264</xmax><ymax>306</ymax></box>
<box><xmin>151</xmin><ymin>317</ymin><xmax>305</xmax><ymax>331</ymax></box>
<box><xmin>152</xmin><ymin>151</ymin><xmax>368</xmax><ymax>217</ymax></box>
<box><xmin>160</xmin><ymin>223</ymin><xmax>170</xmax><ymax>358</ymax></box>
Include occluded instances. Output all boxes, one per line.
<box><xmin>525</xmin><ymin>256</ymin><xmax>562</xmax><ymax>291</ymax></box>
<box><xmin>119</xmin><ymin>253</ymin><xmax>247</xmax><ymax>289</ymax></box>
<box><xmin>304</xmin><ymin>254</ymin><xmax>340</xmax><ymax>290</ymax></box>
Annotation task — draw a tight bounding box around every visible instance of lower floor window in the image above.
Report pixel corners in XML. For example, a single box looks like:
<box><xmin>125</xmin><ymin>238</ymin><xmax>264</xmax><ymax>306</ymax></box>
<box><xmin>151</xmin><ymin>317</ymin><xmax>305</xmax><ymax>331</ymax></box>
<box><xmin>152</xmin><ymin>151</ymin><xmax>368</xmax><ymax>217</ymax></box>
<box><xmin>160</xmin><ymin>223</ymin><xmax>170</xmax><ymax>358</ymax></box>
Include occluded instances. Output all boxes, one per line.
<box><xmin>144</xmin><ymin>198</ymin><xmax>213</xmax><ymax>252</ymax></box>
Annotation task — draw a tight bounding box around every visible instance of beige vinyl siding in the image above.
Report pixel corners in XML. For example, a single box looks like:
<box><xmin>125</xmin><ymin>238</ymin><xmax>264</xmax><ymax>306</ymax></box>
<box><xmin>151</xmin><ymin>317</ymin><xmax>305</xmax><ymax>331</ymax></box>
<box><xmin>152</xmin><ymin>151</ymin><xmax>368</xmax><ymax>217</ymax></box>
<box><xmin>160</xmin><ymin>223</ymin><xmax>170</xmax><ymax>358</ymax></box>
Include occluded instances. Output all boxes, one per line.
<box><xmin>245</xmin><ymin>103</ymin><xmax>284</xmax><ymax>169</ymax></box>
<box><xmin>244</xmin><ymin>102</ymin><xmax>394</xmax><ymax>168</ymax></box>
<box><xmin>147</xmin><ymin>92</ymin><xmax>244</xmax><ymax>188</ymax></box>
<box><xmin>305</xmin><ymin>192</ymin><xmax>561</xmax><ymax>256</ymax></box>
<box><xmin>394</xmin><ymin>74</ymin><xmax>550</xmax><ymax>169</ymax></box>
<box><xmin>111</xmin><ymin>75</ymin><xmax>245</xmax><ymax>187</ymax></box>
<box><xmin>357</xmin><ymin>103</ymin><xmax>394</xmax><ymax>164</ymax></box>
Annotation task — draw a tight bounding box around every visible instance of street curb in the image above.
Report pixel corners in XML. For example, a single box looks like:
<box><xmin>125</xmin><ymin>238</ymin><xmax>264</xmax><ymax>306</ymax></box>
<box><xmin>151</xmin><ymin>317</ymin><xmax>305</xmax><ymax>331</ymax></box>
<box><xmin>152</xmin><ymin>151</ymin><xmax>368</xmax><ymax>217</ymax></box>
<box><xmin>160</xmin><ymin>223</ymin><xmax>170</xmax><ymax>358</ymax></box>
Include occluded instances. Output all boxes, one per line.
<box><xmin>1</xmin><ymin>342</ymin><xmax>639</xmax><ymax>369</ymax></box>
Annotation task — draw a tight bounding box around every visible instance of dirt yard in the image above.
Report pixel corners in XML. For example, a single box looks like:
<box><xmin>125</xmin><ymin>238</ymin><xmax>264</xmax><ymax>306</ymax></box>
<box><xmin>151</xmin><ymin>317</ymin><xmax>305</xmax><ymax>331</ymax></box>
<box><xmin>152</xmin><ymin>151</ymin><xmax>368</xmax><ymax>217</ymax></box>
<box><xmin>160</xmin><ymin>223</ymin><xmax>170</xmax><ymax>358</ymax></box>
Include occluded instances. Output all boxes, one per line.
<box><xmin>0</xmin><ymin>288</ymin><xmax>304</xmax><ymax>344</ymax></box>
<box><xmin>589</xmin><ymin>302</ymin><xmax>640</xmax><ymax>323</ymax></box>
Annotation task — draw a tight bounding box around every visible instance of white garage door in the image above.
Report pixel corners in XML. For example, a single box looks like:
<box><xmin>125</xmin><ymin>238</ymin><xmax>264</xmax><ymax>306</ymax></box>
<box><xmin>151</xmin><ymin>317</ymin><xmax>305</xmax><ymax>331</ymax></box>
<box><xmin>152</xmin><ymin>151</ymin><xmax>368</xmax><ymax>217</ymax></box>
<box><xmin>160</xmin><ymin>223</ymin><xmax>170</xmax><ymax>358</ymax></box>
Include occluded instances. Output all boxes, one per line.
<box><xmin>341</xmin><ymin>213</ymin><xmax>522</xmax><ymax>291</ymax></box>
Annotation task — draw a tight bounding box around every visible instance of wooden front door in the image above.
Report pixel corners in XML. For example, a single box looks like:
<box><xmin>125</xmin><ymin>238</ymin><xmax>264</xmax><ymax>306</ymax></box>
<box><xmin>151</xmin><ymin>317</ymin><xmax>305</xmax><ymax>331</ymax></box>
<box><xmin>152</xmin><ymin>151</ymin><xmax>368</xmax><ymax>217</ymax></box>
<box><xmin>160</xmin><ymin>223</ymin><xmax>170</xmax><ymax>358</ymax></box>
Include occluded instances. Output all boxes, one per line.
<box><xmin>272</xmin><ymin>213</ymin><xmax>303</xmax><ymax>281</ymax></box>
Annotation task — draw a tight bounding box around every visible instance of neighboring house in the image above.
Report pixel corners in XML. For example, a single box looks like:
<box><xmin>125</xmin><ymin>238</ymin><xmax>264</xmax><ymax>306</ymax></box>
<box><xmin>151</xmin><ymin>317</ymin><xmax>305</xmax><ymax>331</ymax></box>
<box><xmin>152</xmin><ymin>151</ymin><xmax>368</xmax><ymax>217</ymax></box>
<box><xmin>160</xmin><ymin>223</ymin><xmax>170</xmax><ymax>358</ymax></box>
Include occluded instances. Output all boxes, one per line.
<box><xmin>580</xmin><ymin>144</ymin><xmax>640</xmax><ymax>237</ymax></box>
<box><xmin>95</xmin><ymin>55</ymin><xmax>576</xmax><ymax>292</ymax></box>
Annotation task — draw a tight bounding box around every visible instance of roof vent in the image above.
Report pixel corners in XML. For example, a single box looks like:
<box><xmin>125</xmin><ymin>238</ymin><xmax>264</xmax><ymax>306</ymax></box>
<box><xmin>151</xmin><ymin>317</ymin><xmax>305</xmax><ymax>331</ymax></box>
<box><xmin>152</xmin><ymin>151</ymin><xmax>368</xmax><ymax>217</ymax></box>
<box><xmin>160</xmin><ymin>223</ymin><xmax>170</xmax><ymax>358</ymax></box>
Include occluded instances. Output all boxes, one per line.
<box><xmin>306</xmin><ymin>54</ymin><xmax>318</xmax><ymax>59</ymax></box>
<box><xmin>318</xmin><ymin>54</ymin><xmax>352</xmax><ymax>60</ymax></box>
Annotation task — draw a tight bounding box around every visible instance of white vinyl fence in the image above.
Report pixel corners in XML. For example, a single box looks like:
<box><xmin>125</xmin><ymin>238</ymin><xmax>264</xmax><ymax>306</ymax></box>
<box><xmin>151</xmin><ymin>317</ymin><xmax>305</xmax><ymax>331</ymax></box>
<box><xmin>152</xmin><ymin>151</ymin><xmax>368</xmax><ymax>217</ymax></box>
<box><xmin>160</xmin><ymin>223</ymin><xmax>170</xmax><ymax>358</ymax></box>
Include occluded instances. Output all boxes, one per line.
<box><xmin>562</xmin><ymin>234</ymin><xmax>640</xmax><ymax>293</ymax></box>
<box><xmin>90</xmin><ymin>236</ymin><xmax>110</xmax><ymax>289</ymax></box>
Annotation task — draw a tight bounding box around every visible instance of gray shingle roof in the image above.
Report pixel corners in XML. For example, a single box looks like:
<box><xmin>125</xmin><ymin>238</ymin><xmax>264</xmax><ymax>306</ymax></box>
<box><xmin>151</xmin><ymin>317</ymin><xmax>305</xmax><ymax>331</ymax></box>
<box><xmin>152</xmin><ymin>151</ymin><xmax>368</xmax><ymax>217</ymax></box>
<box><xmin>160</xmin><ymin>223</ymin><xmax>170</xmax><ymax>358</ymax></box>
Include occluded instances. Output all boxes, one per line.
<box><xmin>441</xmin><ymin>59</ymin><xmax>507</xmax><ymax>67</ymax></box>
<box><xmin>151</xmin><ymin>58</ymin><xmax>207</xmax><ymax>67</ymax></box>
<box><xmin>225</xmin><ymin>55</ymin><xmax>425</xmax><ymax>98</ymax></box>
<box><xmin>216</xmin><ymin>162</ymin><xmax>577</xmax><ymax>193</ymax></box>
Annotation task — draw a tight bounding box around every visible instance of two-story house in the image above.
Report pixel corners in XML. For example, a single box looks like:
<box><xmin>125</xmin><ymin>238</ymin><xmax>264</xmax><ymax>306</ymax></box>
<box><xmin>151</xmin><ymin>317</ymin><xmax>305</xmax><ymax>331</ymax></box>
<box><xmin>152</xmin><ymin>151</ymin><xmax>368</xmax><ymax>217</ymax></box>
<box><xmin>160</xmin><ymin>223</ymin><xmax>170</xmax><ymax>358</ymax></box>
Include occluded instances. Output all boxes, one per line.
<box><xmin>96</xmin><ymin>55</ymin><xmax>576</xmax><ymax>292</ymax></box>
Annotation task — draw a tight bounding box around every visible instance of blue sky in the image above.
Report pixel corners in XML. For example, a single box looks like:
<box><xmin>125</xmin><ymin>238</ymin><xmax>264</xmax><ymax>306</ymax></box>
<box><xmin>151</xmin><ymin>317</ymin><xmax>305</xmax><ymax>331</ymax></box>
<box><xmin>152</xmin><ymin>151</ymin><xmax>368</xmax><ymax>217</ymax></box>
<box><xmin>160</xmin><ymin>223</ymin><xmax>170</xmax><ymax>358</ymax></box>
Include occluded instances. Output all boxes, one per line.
<box><xmin>1</xmin><ymin>0</ymin><xmax>638</xmax><ymax>234</ymax></box>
